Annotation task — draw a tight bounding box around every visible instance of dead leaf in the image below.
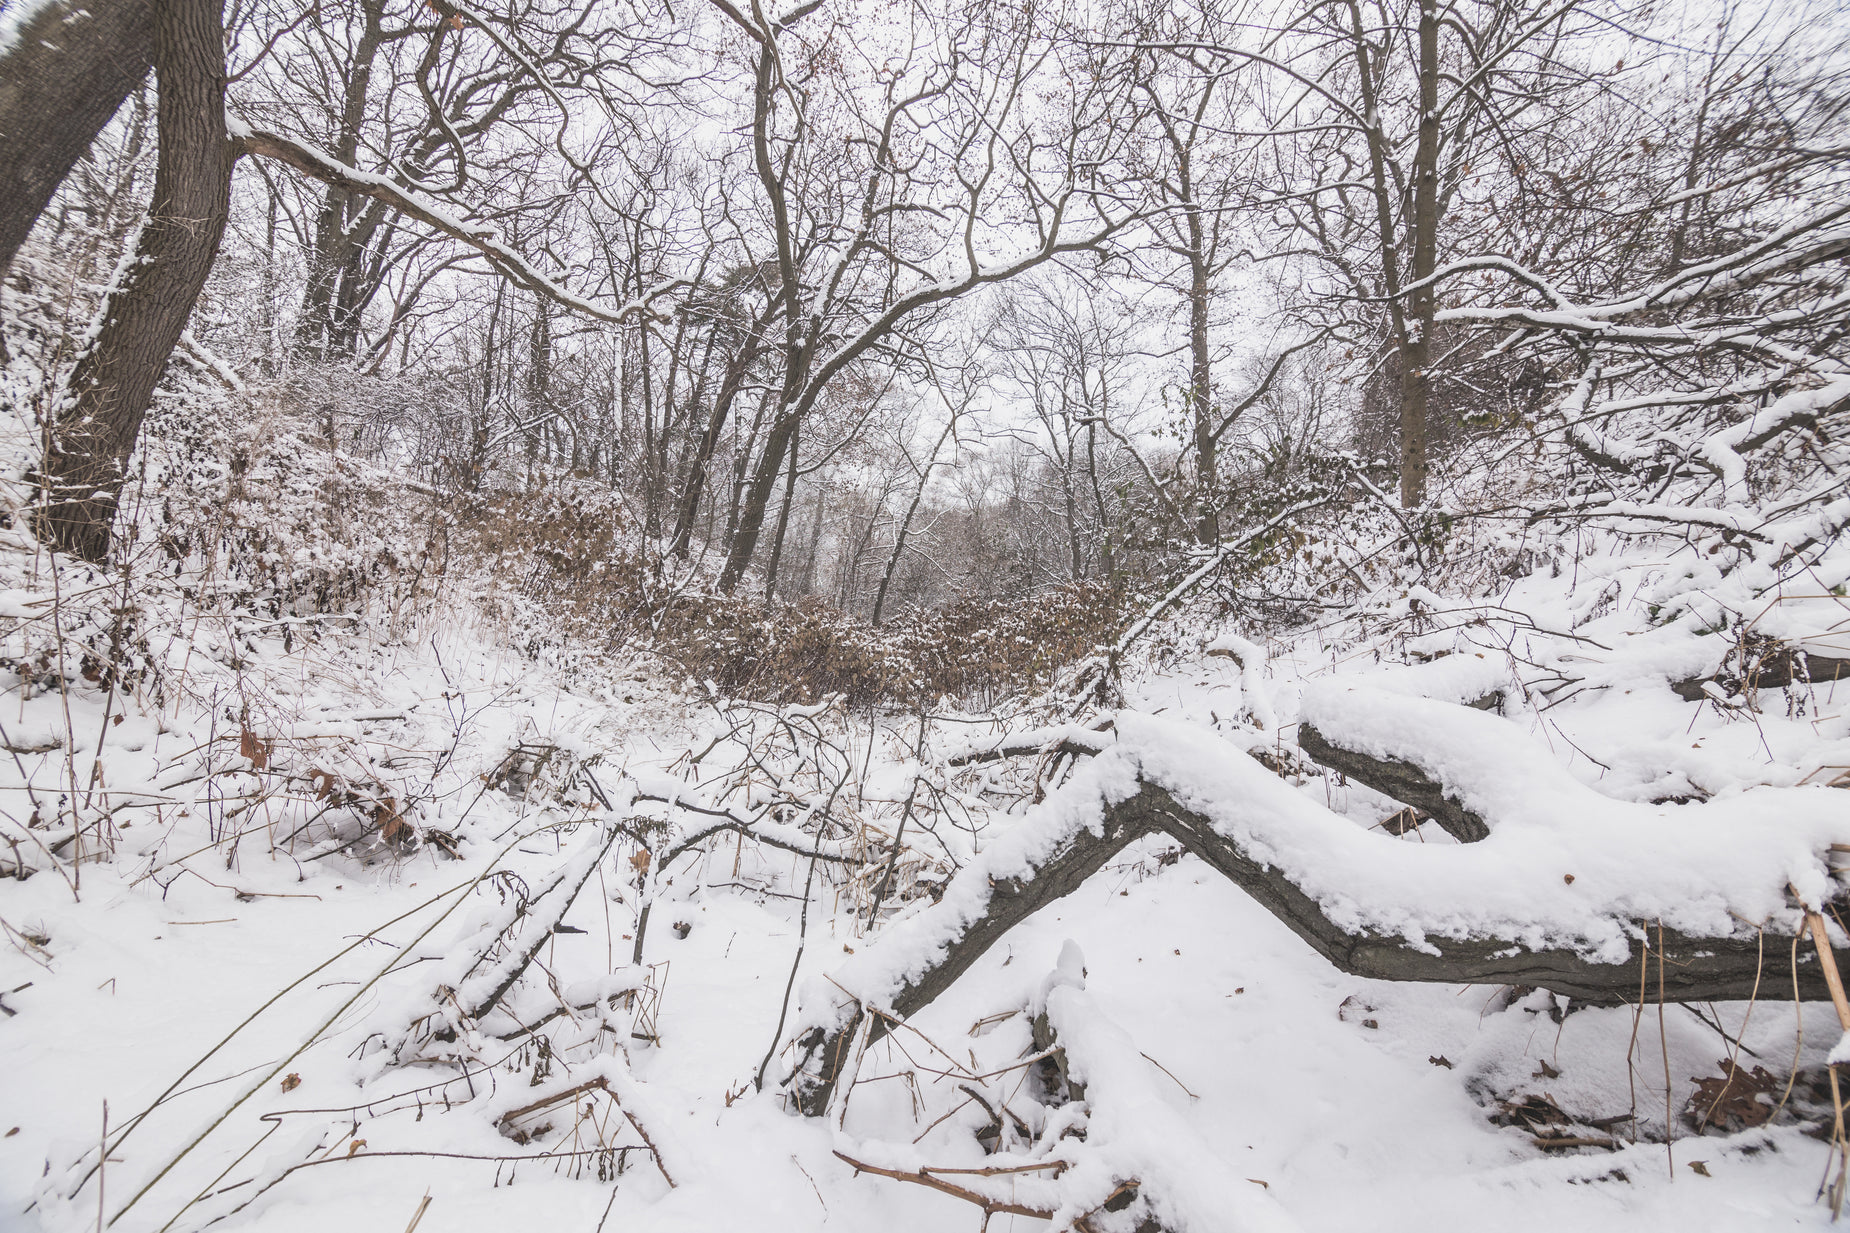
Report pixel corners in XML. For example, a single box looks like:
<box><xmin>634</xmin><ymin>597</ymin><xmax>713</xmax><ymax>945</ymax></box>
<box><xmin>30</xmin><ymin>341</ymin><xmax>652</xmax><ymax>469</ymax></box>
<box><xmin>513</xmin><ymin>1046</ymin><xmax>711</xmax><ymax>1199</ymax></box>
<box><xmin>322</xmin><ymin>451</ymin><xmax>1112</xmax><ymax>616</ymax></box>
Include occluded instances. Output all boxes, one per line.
<box><xmin>1493</xmin><ymin>1093</ymin><xmax>1569</xmax><ymax>1131</ymax></box>
<box><xmin>281</xmin><ymin>1073</ymin><xmax>301</xmax><ymax>1093</ymax></box>
<box><xmin>347</xmin><ymin>1138</ymin><xmax>367</xmax><ymax>1157</ymax></box>
<box><xmin>376</xmin><ymin>798</ymin><xmax>412</xmax><ymax>846</ymax></box>
<box><xmin>630</xmin><ymin>849</ymin><xmax>651</xmax><ymax>875</ymax></box>
<box><xmin>238</xmin><ymin>728</ymin><xmax>270</xmax><ymax>770</ymax></box>
<box><xmin>1689</xmin><ymin>1160</ymin><xmax>1711</xmax><ymax>1177</ymax></box>
<box><xmin>1687</xmin><ymin>1060</ymin><xmax>1777</xmax><ymax>1133</ymax></box>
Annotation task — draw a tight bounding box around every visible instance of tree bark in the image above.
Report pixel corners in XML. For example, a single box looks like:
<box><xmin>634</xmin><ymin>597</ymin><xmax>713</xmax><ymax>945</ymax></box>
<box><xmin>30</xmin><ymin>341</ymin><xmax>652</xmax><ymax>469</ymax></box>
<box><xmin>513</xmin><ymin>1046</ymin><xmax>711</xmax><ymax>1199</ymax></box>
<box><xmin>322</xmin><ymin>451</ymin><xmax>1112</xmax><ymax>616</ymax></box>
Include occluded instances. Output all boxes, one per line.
<box><xmin>36</xmin><ymin>0</ymin><xmax>235</xmax><ymax>563</ymax></box>
<box><xmin>1297</xmin><ymin>720</ymin><xmax>1490</xmax><ymax>843</ymax></box>
<box><xmin>1397</xmin><ymin>0</ymin><xmax>1442</xmax><ymax>508</ymax></box>
<box><xmin>670</xmin><ymin>337</ymin><xmax>762</xmax><ymax>558</ymax></box>
<box><xmin>762</xmin><ymin>421</ymin><xmax>800</xmax><ymax>599</ymax></box>
<box><xmin>0</xmin><ymin>0</ymin><xmax>153</xmax><ymax>276</ymax></box>
<box><xmin>291</xmin><ymin>0</ymin><xmax>386</xmax><ymax>360</ymax></box>
<box><xmin>720</xmin><ymin>409</ymin><xmax>799</xmax><ymax>591</ymax></box>
<box><xmin>1186</xmin><ymin>238</ymin><xmax>1215</xmax><ymax>543</ymax></box>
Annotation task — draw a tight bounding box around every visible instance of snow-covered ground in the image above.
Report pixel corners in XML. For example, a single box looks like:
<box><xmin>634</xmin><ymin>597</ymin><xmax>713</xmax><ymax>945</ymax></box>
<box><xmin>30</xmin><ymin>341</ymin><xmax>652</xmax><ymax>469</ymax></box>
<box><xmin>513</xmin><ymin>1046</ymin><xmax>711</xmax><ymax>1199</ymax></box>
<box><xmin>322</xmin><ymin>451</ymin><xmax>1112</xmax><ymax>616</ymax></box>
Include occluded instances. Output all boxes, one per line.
<box><xmin>4</xmin><ymin>512</ymin><xmax>1849</xmax><ymax>1233</ymax></box>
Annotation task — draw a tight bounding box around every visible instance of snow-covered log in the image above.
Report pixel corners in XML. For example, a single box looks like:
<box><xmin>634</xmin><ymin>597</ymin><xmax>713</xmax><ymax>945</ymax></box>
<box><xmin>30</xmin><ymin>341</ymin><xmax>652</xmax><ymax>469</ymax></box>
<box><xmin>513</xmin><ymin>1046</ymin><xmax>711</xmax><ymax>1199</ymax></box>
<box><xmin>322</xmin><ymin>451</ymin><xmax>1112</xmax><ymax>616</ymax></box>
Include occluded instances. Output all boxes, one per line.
<box><xmin>785</xmin><ymin>711</ymin><xmax>1849</xmax><ymax>1116</ymax></box>
<box><xmin>1295</xmin><ymin>721</ymin><xmax>1489</xmax><ymax>842</ymax></box>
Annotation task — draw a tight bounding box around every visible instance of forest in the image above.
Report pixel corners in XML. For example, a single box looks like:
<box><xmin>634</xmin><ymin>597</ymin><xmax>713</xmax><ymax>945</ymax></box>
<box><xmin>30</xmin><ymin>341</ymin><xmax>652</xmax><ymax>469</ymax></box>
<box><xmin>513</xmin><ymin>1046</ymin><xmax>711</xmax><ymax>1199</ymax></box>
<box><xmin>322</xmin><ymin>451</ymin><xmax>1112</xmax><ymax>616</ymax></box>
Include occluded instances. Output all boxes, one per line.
<box><xmin>0</xmin><ymin>0</ymin><xmax>1847</xmax><ymax>1229</ymax></box>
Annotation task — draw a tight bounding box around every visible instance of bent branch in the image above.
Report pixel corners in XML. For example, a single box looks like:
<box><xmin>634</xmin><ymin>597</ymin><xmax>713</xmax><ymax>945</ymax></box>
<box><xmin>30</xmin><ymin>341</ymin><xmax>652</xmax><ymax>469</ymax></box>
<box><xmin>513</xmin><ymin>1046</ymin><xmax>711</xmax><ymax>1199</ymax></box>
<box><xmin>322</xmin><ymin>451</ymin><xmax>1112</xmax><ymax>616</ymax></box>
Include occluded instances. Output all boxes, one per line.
<box><xmin>787</xmin><ymin>777</ymin><xmax>1835</xmax><ymax>1116</ymax></box>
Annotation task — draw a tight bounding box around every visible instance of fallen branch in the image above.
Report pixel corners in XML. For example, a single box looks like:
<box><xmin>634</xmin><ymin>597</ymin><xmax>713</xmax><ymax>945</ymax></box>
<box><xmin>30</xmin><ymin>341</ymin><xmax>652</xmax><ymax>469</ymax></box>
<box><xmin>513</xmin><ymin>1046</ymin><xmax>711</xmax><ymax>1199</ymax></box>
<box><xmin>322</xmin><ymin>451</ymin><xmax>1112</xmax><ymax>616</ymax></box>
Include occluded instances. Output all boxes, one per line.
<box><xmin>832</xmin><ymin>1150</ymin><xmax>1103</xmax><ymax>1226</ymax></box>
<box><xmin>787</xmin><ymin>713</ymin><xmax>1847</xmax><ymax>1117</ymax></box>
<box><xmin>1297</xmin><ymin>721</ymin><xmax>1489</xmax><ymax>843</ymax></box>
<box><xmin>1671</xmin><ymin>647</ymin><xmax>1850</xmax><ymax>703</ymax></box>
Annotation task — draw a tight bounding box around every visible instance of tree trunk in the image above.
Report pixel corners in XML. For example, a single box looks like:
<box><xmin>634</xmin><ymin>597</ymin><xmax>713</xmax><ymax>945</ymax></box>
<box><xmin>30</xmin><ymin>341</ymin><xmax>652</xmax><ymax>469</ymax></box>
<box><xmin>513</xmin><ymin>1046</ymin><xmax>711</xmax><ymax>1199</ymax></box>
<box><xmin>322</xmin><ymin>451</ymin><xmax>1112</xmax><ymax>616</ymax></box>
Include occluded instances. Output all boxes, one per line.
<box><xmin>669</xmin><ymin>339</ymin><xmax>760</xmax><ymax>558</ymax></box>
<box><xmin>525</xmin><ymin>301</ymin><xmax>552</xmax><ymax>465</ymax></box>
<box><xmin>1186</xmin><ymin>246</ymin><xmax>1215</xmax><ymax>543</ymax></box>
<box><xmin>872</xmin><ymin>418</ymin><xmax>956</xmax><ymax>626</ymax></box>
<box><xmin>0</xmin><ymin>0</ymin><xmax>154</xmax><ymax>275</ymax></box>
<box><xmin>36</xmin><ymin>0</ymin><xmax>235</xmax><ymax>562</ymax></box>
<box><xmin>762</xmin><ymin>423</ymin><xmax>800</xmax><ymax>601</ymax></box>
<box><xmin>291</xmin><ymin>0</ymin><xmax>385</xmax><ymax>361</ymax></box>
<box><xmin>1397</xmin><ymin>0</ymin><xmax>1442</xmax><ymax>509</ymax></box>
<box><xmin>720</xmin><ymin>410</ymin><xmax>798</xmax><ymax>592</ymax></box>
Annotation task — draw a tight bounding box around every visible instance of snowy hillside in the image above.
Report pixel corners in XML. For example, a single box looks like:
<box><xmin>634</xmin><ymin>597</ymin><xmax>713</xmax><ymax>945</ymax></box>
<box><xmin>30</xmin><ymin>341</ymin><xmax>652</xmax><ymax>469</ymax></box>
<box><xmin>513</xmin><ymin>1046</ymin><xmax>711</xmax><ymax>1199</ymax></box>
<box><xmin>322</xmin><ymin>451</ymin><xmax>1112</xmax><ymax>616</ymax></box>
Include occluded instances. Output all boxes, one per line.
<box><xmin>0</xmin><ymin>389</ymin><xmax>1847</xmax><ymax>1233</ymax></box>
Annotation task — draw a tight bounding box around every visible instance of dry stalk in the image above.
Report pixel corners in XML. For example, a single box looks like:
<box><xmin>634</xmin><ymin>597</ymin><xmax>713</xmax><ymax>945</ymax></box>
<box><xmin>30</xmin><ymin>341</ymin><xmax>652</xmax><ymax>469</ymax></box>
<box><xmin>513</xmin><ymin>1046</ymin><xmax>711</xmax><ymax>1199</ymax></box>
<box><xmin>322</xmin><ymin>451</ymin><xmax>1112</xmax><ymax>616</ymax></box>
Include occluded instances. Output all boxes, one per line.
<box><xmin>1806</xmin><ymin>911</ymin><xmax>1850</xmax><ymax>1217</ymax></box>
<box><xmin>1700</xmin><ymin>927</ymin><xmax>1765</xmax><ymax>1132</ymax></box>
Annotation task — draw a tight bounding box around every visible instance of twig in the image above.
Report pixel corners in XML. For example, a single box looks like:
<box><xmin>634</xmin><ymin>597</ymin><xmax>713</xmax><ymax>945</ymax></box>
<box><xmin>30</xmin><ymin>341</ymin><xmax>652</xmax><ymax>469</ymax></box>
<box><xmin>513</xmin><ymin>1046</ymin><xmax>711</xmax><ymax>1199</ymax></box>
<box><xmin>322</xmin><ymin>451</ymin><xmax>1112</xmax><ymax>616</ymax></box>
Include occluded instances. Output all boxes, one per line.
<box><xmin>831</xmin><ymin>1150</ymin><xmax>1058</xmax><ymax>1220</ymax></box>
<box><xmin>1139</xmin><ymin>1051</ymin><xmax>1199</xmax><ymax>1100</ymax></box>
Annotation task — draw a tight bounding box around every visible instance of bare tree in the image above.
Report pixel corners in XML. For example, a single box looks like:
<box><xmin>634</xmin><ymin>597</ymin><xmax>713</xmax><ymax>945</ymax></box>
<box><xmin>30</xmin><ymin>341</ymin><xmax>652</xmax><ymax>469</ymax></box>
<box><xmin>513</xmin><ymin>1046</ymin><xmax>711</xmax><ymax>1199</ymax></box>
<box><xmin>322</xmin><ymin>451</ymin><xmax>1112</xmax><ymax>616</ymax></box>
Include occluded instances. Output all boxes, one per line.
<box><xmin>1167</xmin><ymin>0</ymin><xmax>1617</xmax><ymax>506</ymax></box>
<box><xmin>707</xmin><ymin>0</ymin><xmax>1152</xmax><ymax>592</ymax></box>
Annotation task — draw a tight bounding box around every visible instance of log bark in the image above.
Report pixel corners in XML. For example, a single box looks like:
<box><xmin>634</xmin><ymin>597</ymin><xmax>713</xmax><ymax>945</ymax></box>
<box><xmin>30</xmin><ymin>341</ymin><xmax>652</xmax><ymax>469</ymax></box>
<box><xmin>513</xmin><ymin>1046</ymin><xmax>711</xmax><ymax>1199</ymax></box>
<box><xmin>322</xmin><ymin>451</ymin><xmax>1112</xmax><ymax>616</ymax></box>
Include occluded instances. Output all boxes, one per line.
<box><xmin>1672</xmin><ymin>649</ymin><xmax>1850</xmax><ymax>703</ymax></box>
<box><xmin>788</xmin><ymin>779</ymin><xmax>1833</xmax><ymax>1116</ymax></box>
<box><xmin>0</xmin><ymin>0</ymin><xmax>153</xmax><ymax>275</ymax></box>
<box><xmin>1296</xmin><ymin>721</ymin><xmax>1490</xmax><ymax>843</ymax></box>
<box><xmin>35</xmin><ymin>0</ymin><xmax>234</xmax><ymax>562</ymax></box>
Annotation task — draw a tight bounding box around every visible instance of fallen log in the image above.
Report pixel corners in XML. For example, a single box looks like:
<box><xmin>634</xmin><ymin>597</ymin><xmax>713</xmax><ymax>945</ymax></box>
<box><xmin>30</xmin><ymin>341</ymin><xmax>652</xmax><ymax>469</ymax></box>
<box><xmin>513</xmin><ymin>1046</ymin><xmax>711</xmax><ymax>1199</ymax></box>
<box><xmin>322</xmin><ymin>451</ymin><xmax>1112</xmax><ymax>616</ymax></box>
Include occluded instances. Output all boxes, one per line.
<box><xmin>1672</xmin><ymin>647</ymin><xmax>1850</xmax><ymax>703</ymax></box>
<box><xmin>786</xmin><ymin>713</ymin><xmax>1847</xmax><ymax>1117</ymax></box>
<box><xmin>1296</xmin><ymin>722</ymin><xmax>1489</xmax><ymax>843</ymax></box>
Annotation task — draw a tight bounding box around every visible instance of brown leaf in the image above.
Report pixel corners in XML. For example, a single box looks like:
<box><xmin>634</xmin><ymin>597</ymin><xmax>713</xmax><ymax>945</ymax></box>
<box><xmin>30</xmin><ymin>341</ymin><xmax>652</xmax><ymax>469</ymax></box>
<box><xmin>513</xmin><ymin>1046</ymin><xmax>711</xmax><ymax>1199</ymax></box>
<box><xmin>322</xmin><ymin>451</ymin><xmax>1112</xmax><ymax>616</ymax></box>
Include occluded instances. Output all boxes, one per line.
<box><xmin>1493</xmin><ymin>1093</ymin><xmax>1569</xmax><ymax>1130</ymax></box>
<box><xmin>376</xmin><ymin>798</ymin><xmax>412</xmax><ymax>846</ymax></box>
<box><xmin>281</xmin><ymin>1073</ymin><xmax>301</xmax><ymax>1093</ymax></box>
<box><xmin>630</xmin><ymin>849</ymin><xmax>651</xmax><ymax>875</ymax></box>
<box><xmin>238</xmin><ymin>728</ymin><xmax>270</xmax><ymax>771</ymax></box>
<box><xmin>347</xmin><ymin>1139</ymin><xmax>367</xmax><ymax>1157</ymax></box>
<box><xmin>1687</xmin><ymin>1060</ymin><xmax>1777</xmax><ymax>1133</ymax></box>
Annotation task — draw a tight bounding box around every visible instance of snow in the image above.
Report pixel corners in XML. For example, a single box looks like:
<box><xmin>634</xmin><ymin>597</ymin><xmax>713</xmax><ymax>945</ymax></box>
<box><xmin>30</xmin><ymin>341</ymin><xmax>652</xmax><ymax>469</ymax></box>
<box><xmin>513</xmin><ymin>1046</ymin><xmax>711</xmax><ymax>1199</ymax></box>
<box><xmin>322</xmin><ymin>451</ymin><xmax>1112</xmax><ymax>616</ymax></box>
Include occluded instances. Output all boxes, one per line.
<box><xmin>4</xmin><ymin>368</ymin><xmax>1850</xmax><ymax>1233</ymax></box>
<box><xmin>0</xmin><ymin>0</ymin><xmax>59</xmax><ymax>59</ymax></box>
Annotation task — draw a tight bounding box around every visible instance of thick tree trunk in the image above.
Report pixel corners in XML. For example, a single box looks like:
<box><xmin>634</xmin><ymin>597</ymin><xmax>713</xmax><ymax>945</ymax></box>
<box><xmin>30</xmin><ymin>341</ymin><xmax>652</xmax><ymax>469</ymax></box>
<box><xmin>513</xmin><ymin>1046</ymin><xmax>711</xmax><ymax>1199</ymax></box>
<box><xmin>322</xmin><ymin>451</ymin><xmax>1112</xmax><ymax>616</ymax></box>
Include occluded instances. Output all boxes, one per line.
<box><xmin>36</xmin><ymin>0</ymin><xmax>235</xmax><ymax>562</ymax></box>
<box><xmin>0</xmin><ymin>0</ymin><xmax>153</xmax><ymax>275</ymax></box>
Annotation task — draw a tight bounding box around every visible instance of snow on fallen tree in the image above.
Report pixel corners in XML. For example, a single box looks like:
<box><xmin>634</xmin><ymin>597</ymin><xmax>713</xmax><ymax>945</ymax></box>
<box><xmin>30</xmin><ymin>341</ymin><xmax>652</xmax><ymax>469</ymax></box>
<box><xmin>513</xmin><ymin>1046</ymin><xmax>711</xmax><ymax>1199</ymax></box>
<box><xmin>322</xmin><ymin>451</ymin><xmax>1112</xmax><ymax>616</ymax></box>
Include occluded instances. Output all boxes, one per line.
<box><xmin>782</xmin><ymin>706</ymin><xmax>1850</xmax><ymax>1117</ymax></box>
<box><xmin>831</xmin><ymin>943</ymin><xmax>1302</xmax><ymax>1233</ymax></box>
